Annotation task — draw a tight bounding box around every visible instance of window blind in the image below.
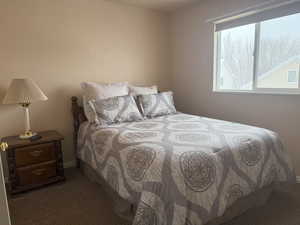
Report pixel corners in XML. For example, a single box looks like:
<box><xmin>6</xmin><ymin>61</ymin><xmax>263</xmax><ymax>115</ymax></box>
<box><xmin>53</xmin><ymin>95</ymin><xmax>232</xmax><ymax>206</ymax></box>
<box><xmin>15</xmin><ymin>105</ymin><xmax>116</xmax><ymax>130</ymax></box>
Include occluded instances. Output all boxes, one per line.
<box><xmin>215</xmin><ymin>1</ymin><xmax>300</xmax><ymax>32</ymax></box>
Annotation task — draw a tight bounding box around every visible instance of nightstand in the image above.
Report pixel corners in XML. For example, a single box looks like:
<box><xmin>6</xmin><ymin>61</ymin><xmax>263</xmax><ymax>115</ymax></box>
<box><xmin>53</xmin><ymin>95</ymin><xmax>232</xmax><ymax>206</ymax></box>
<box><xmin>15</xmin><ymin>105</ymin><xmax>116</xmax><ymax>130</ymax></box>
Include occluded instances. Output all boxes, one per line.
<box><xmin>2</xmin><ymin>130</ymin><xmax>66</xmax><ymax>195</ymax></box>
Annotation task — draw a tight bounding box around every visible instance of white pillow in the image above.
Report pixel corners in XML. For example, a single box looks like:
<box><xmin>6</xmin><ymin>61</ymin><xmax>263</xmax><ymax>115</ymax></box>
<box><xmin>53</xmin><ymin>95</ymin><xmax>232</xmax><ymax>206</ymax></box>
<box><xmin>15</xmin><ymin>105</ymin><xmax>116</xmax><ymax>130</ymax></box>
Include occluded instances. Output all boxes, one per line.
<box><xmin>81</xmin><ymin>82</ymin><xmax>129</xmax><ymax>123</ymax></box>
<box><xmin>129</xmin><ymin>85</ymin><xmax>158</xmax><ymax>96</ymax></box>
<box><xmin>81</xmin><ymin>82</ymin><xmax>129</xmax><ymax>102</ymax></box>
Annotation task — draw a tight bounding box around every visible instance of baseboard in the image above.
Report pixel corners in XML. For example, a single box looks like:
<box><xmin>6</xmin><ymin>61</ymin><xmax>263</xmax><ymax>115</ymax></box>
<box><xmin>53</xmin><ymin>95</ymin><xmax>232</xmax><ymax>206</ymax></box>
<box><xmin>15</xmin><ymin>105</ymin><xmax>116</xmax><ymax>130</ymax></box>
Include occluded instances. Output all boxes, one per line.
<box><xmin>64</xmin><ymin>160</ymin><xmax>76</xmax><ymax>169</ymax></box>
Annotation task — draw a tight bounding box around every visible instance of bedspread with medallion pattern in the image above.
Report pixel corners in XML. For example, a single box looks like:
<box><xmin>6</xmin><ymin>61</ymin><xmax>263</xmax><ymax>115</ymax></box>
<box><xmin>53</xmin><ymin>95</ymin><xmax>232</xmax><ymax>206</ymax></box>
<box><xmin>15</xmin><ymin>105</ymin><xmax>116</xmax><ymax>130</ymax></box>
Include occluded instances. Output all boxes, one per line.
<box><xmin>78</xmin><ymin>113</ymin><xmax>295</xmax><ymax>225</ymax></box>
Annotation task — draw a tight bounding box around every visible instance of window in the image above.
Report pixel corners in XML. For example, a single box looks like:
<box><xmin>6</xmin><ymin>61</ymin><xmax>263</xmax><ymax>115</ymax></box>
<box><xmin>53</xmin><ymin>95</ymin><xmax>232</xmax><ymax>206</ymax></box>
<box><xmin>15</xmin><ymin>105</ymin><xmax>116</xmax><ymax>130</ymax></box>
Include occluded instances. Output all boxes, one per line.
<box><xmin>287</xmin><ymin>71</ymin><xmax>298</xmax><ymax>83</ymax></box>
<box><xmin>216</xmin><ymin>24</ymin><xmax>255</xmax><ymax>90</ymax></box>
<box><xmin>214</xmin><ymin>12</ymin><xmax>300</xmax><ymax>94</ymax></box>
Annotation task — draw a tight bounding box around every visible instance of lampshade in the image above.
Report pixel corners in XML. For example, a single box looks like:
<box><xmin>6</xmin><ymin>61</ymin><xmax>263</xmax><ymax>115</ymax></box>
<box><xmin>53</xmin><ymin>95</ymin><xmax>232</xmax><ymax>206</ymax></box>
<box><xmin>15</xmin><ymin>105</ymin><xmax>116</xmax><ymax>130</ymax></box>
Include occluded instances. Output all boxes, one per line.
<box><xmin>2</xmin><ymin>78</ymin><xmax>48</xmax><ymax>104</ymax></box>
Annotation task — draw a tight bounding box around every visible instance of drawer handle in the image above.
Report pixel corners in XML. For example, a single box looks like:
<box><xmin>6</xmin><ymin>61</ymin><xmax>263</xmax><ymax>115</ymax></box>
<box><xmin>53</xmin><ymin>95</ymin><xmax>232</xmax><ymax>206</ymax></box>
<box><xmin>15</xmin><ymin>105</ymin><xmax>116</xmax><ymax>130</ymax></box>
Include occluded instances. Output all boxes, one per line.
<box><xmin>29</xmin><ymin>150</ymin><xmax>43</xmax><ymax>157</ymax></box>
<box><xmin>0</xmin><ymin>142</ymin><xmax>8</xmax><ymax>152</ymax></box>
<box><xmin>32</xmin><ymin>168</ymin><xmax>46</xmax><ymax>176</ymax></box>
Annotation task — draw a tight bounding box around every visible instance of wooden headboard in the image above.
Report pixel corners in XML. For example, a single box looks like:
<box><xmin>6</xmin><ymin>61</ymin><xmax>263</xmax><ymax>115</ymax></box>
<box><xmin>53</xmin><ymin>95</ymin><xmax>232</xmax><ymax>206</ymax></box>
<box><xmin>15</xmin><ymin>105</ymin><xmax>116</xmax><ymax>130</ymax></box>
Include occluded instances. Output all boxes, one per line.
<box><xmin>71</xmin><ymin>96</ymin><xmax>87</xmax><ymax>168</ymax></box>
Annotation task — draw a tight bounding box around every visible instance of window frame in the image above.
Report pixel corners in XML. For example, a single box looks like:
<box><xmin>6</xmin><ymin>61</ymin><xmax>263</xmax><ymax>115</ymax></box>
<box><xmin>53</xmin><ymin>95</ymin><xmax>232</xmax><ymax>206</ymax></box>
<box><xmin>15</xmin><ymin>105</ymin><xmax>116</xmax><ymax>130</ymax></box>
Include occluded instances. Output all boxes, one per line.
<box><xmin>213</xmin><ymin>15</ymin><xmax>300</xmax><ymax>95</ymax></box>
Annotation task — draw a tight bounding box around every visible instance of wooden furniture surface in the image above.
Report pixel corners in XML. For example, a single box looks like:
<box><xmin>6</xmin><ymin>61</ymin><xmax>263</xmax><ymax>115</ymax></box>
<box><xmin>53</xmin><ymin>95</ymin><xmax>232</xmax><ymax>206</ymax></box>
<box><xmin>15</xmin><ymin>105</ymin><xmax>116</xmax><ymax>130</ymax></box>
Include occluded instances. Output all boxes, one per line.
<box><xmin>71</xmin><ymin>96</ymin><xmax>87</xmax><ymax>168</ymax></box>
<box><xmin>2</xmin><ymin>130</ymin><xmax>65</xmax><ymax>195</ymax></box>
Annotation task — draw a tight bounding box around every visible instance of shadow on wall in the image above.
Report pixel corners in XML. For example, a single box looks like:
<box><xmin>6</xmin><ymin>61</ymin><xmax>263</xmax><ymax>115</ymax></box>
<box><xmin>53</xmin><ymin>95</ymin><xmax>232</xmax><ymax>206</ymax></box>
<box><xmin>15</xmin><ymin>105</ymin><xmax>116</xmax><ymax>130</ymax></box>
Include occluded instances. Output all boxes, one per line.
<box><xmin>30</xmin><ymin>85</ymin><xmax>77</xmax><ymax>125</ymax></box>
<box><xmin>0</xmin><ymin>85</ymin><xmax>17</xmax><ymax>126</ymax></box>
<box><xmin>32</xmin><ymin>86</ymin><xmax>81</xmax><ymax>166</ymax></box>
<box><xmin>0</xmin><ymin>85</ymin><xmax>19</xmax><ymax>117</ymax></box>
<box><xmin>0</xmin><ymin>85</ymin><xmax>6</xmax><ymax>105</ymax></box>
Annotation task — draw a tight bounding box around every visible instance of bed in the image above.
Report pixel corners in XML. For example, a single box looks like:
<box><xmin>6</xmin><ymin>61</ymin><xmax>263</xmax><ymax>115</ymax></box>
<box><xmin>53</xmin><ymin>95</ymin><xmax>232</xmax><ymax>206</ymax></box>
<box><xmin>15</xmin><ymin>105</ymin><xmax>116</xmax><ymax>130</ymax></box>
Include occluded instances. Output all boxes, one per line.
<box><xmin>71</xmin><ymin>96</ymin><xmax>295</xmax><ymax>225</ymax></box>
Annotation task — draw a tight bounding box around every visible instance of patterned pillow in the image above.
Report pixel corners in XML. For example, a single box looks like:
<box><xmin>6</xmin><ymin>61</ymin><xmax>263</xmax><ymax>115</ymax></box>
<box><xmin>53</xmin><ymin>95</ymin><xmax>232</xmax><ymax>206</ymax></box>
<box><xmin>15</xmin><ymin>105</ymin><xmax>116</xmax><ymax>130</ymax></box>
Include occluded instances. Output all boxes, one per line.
<box><xmin>82</xmin><ymin>95</ymin><xmax>98</xmax><ymax>123</ymax></box>
<box><xmin>138</xmin><ymin>91</ymin><xmax>177</xmax><ymax>118</ymax></box>
<box><xmin>89</xmin><ymin>95</ymin><xmax>144</xmax><ymax>125</ymax></box>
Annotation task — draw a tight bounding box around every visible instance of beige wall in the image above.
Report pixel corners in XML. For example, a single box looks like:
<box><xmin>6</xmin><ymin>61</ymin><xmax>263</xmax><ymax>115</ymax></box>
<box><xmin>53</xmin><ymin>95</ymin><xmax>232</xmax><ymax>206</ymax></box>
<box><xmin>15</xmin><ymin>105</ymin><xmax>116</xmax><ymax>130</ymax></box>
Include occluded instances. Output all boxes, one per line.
<box><xmin>171</xmin><ymin>0</ymin><xmax>300</xmax><ymax>174</ymax></box>
<box><xmin>0</xmin><ymin>0</ymin><xmax>171</xmax><ymax>174</ymax></box>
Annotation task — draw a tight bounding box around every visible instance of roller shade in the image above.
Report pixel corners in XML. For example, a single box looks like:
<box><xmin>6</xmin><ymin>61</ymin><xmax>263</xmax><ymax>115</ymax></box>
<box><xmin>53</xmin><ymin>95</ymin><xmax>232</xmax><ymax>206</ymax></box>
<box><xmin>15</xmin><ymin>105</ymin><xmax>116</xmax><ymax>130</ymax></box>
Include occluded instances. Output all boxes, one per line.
<box><xmin>215</xmin><ymin>1</ymin><xmax>300</xmax><ymax>32</ymax></box>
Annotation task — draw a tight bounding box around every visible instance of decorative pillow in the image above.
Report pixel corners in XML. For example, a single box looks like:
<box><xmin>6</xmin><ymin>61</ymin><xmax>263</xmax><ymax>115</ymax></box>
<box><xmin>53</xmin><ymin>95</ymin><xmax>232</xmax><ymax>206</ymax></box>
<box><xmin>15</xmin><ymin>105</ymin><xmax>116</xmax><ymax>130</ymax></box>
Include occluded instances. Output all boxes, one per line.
<box><xmin>138</xmin><ymin>91</ymin><xmax>176</xmax><ymax>118</ymax></box>
<box><xmin>81</xmin><ymin>82</ymin><xmax>129</xmax><ymax>123</ymax></box>
<box><xmin>82</xmin><ymin>96</ymin><xmax>97</xmax><ymax>123</ymax></box>
<box><xmin>89</xmin><ymin>95</ymin><xmax>144</xmax><ymax>125</ymax></box>
<box><xmin>81</xmin><ymin>82</ymin><xmax>129</xmax><ymax>102</ymax></box>
<box><xmin>129</xmin><ymin>85</ymin><xmax>158</xmax><ymax>96</ymax></box>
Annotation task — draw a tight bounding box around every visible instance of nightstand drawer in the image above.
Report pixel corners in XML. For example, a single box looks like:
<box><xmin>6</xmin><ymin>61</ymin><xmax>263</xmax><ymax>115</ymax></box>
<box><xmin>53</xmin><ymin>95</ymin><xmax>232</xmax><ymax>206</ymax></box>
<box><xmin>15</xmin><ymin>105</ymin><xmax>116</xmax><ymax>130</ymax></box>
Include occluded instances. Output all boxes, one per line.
<box><xmin>17</xmin><ymin>161</ymin><xmax>57</xmax><ymax>186</ymax></box>
<box><xmin>15</xmin><ymin>143</ymin><xmax>56</xmax><ymax>167</ymax></box>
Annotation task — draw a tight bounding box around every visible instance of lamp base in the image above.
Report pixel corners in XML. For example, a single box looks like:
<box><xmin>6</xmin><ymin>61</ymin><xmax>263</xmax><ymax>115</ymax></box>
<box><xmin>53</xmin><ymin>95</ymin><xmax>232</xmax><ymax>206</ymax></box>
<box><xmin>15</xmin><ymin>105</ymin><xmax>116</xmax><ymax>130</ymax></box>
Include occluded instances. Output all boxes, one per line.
<box><xmin>19</xmin><ymin>131</ymin><xmax>37</xmax><ymax>139</ymax></box>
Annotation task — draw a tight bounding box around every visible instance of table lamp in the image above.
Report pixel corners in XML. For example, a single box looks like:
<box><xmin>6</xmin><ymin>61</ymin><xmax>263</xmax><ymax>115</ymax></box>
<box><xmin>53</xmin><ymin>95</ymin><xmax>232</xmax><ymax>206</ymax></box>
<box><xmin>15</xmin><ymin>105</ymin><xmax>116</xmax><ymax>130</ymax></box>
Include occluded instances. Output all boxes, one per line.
<box><xmin>2</xmin><ymin>78</ymin><xmax>48</xmax><ymax>139</ymax></box>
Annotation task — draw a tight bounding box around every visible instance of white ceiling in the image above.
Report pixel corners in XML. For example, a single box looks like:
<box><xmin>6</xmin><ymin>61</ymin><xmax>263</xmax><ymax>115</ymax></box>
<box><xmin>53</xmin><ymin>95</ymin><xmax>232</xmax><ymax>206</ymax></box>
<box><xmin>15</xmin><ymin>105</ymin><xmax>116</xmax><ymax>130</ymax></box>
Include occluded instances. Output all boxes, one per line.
<box><xmin>108</xmin><ymin>0</ymin><xmax>200</xmax><ymax>11</ymax></box>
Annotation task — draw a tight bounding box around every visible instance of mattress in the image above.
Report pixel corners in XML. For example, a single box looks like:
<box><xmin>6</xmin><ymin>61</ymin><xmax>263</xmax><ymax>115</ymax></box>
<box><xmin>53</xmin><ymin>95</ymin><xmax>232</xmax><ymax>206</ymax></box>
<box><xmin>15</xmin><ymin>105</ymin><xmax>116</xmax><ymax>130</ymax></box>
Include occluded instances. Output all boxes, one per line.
<box><xmin>78</xmin><ymin>113</ymin><xmax>295</xmax><ymax>225</ymax></box>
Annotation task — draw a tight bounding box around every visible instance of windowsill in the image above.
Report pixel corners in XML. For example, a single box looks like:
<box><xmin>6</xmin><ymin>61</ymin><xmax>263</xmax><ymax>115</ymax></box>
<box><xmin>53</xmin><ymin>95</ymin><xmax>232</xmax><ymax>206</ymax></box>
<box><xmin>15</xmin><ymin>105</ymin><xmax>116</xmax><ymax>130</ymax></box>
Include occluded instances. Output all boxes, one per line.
<box><xmin>213</xmin><ymin>89</ymin><xmax>300</xmax><ymax>95</ymax></box>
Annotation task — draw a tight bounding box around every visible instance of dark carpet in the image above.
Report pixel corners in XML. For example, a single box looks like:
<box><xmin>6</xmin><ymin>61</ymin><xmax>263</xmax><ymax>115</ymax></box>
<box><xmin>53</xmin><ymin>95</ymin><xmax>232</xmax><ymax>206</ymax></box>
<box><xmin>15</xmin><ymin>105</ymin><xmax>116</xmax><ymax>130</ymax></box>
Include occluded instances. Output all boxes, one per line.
<box><xmin>8</xmin><ymin>168</ymin><xmax>300</xmax><ymax>225</ymax></box>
